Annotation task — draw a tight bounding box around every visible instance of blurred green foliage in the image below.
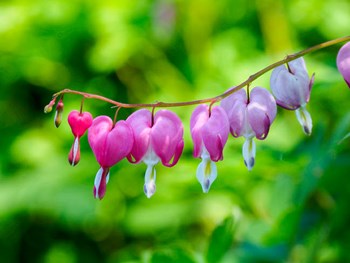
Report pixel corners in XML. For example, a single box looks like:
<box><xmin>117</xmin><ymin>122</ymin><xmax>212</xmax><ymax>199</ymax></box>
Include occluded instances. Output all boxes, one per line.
<box><xmin>1</xmin><ymin>0</ymin><xmax>350</xmax><ymax>262</ymax></box>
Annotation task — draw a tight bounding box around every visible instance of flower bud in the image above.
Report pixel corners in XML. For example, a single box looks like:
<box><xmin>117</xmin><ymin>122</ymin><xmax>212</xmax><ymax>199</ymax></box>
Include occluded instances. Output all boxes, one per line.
<box><xmin>54</xmin><ymin>98</ymin><xmax>64</xmax><ymax>128</ymax></box>
<box><xmin>44</xmin><ymin>98</ymin><xmax>56</xmax><ymax>113</ymax></box>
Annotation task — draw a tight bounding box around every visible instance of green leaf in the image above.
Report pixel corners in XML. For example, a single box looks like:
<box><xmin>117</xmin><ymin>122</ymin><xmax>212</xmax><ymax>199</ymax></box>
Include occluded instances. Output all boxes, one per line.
<box><xmin>206</xmin><ymin>216</ymin><xmax>236</xmax><ymax>263</ymax></box>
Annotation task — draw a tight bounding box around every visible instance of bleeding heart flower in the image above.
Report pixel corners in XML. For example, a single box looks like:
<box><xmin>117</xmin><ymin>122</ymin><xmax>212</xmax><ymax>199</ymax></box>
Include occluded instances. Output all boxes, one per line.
<box><xmin>88</xmin><ymin>116</ymin><xmax>134</xmax><ymax>199</ymax></box>
<box><xmin>221</xmin><ymin>87</ymin><xmax>277</xmax><ymax>170</ymax></box>
<box><xmin>337</xmin><ymin>41</ymin><xmax>350</xmax><ymax>88</ymax></box>
<box><xmin>126</xmin><ymin>109</ymin><xmax>184</xmax><ymax>198</ymax></box>
<box><xmin>67</xmin><ymin>110</ymin><xmax>93</xmax><ymax>166</ymax></box>
<box><xmin>190</xmin><ymin>104</ymin><xmax>229</xmax><ymax>193</ymax></box>
<box><xmin>270</xmin><ymin>57</ymin><xmax>314</xmax><ymax>135</ymax></box>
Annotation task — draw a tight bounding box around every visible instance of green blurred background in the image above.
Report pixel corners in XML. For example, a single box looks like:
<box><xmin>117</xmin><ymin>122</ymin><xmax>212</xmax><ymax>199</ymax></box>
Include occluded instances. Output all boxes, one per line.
<box><xmin>1</xmin><ymin>0</ymin><xmax>350</xmax><ymax>262</ymax></box>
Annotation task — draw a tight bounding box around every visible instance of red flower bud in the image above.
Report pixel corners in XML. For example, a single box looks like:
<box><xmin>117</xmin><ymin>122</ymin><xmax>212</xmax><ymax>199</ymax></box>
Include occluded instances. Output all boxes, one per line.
<box><xmin>44</xmin><ymin>98</ymin><xmax>56</xmax><ymax>113</ymax></box>
<box><xmin>54</xmin><ymin>98</ymin><xmax>64</xmax><ymax>128</ymax></box>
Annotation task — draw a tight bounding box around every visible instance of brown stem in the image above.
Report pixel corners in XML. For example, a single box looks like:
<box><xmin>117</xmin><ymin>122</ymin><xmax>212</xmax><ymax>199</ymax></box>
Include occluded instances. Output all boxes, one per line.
<box><xmin>52</xmin><ymin>35</ymin><xmax>350</xmax><ymax>109</ymax></box>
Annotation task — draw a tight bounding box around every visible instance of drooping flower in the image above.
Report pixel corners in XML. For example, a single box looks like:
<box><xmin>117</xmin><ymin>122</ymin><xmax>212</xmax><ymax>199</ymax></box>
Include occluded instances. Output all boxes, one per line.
<box><xmin>67</xmin><ymin>110</ymin><xmax>93</xmax><ymax>166</ymax></box>
<box><xmin>270</xmin><ymin>57</ymin><xmax>315</xmax><ymax>135</ymax></box>
<box><xmin>126</xmin><ymin>109</ymin><xmax>184</xmax><ymax>198</ymax></box>
<box><xmin>190</xmin><ymin>104</ymin><xmax>229</xmax><ymax>193</ymax></box>
<box><xmin>221</xmin><ymin>87</ymin><xmax>277</xmax><ymax>170</ymax></box>
<box><xmin>88</xmin><ymin>116</ymin><xmax>134</xmax><ymax>199</ymax></box>
<box><xmin>337</xmin><ymin>41</ymin><xmax>350</xmax><ymax>88</ymax></box>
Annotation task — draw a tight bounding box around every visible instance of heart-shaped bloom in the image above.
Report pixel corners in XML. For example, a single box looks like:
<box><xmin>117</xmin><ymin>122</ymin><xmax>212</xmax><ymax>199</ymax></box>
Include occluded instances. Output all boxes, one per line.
<box><xmin>337</xmin><ymin>41</ymin><xmax>350</xmax><ymax>88</ymax></box>
<box><xmin>270</xmin><ymin>57</ymin><xmax>314</xmax><ymax>135</ymax></box>
<box><xmin>190</xmin><ymin>104</ymin><xmax>229</xmax><ymax>193</ymax></box>
<box><xmin>126</xmin><ymin>109</ymin><xmax>184</xmax><ymax>198</ymax></box>
<box><xmin>67</xmin><ymin>110</ymin><xmax>93</xmax><ymax>166</ymax></box>
<box><xmin>88</xmin><ymin>116</ymin><xmax>134</xmax><ymax>199</ymax></box>
<box><xmin>221</xmin><ymin>87</ymin><xmax>277</xmax><ymax>170</ymax></box>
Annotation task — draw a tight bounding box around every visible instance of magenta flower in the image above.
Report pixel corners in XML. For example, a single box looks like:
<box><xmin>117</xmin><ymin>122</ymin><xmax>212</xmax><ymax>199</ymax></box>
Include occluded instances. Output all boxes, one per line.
<box><xmin>221</xmin><ymin>87</ymin><xmax>277</xmax><ymax>170</ymax></box>
<box><xmin>88</xmin><ymin>116</ymin><xmax>134</xmax><ymax>199</ymax></box>
<box><xmin>67</xmin><ymin>110</ymin><xmax>93</xmax><ymax>166</ymax></box>
<box><xmin>126</xmin><ymin>109</ymin><xmax>184</xmax><ymax>198</ymax></box>
<box><xmin>337</xmin><ymin>41</ymin><xmax>350</xmax><ymax>88</ymax></box>
<box><xmin>270</xmin><ymin>57</ymin><xmax>315</xmax><ymax>135</ymax></box>
<box><xmin>190</xmin><ymin>104</ymin><xmax>229</xmax><ymax>193</ymax></box>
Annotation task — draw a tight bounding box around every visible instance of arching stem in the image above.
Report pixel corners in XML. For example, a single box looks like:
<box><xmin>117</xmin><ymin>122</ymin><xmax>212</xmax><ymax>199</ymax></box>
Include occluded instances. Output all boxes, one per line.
<box><xmin>51</xmin><ymin>36</ymin><xmax>350</xmax><ymax>109</ymax></box>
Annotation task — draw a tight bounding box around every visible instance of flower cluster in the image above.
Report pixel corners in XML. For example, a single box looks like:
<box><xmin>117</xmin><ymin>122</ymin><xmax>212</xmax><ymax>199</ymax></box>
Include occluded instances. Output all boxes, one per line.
<box><xmin>45</xmin><ymin>41</ymin><xmax>350</xmax><ymax>200</ymax></box>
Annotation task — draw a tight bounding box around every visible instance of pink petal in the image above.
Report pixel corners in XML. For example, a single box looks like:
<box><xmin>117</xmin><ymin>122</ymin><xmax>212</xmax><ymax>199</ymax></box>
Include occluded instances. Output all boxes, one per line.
<box><xmin>88</xmin><ymin>116</ymin><xmax>113</xmax><ymax>163</ymax></box>
<box><xmin>201</xmin><ymin>106</ymin><xmax>229</xmax><ymax>161</ymax></box>
<box><xmin>151</xmin><ymin>110</ymin><xmax>184</xmax><ymax>167</ymax></box>
<box><xmin>126</xmin><ymin>109</ymin><xmax>152</xmax><ymax>163</ymax></box>
<box><xmin>68</xmin><ymin>110</ymin><xmax>93</xmax><ymax>138</ymax></box>
<box><xmin>190</xmin><ymin>104</ymin><xmax>210</xmax><ymax>158</ymax></box>
<box><xmin>88</xmin><ymin>116</ymin><xmax>134</xmax><ymax>167</ymax></box>
<box><xmin>250</xmin><ymin>87</ymin><xmax>277</xmax><ymax>122</ymax></box>
<box><xmin>337</xmin><ymin>41</ymin><xmax>350</xmax><ymax>88</ymax></box>
<box><xmin>270</xmin><ymin>57</ymin><xmax>311</xmax><ymax>109</ymax></box>
<box><xmin>220</xmin><ymin>89</ymin><xmax>247</xmax><ymax>137</ymax></box>
<box><xmin>247</xmin><ymin>87</ymin><xmax>276</xmax><ymax>140</ymax></box>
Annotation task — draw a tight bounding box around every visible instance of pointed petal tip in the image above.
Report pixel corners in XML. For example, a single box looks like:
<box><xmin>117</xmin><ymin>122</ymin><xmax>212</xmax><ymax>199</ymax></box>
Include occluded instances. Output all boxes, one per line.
<box><xmin>144</xmin><ymin>182</ymin><xmax>156</xmax><ymax>198</ymax></box>
<box><xmin>68</xmin><ymin>137</ymin><xmax>80</xmax><ymax>166</ymax></box>
<box><xmin>202</xmin><ymin>178</ymin><xmax>211</xmax><ymax>193</ymax></box>
<box><xmin>244</xmin><ymin>157</ymin><xmax>255</xmax><ymax>171</ymax></box>
<box><xmin>242</xmin><ymin>138</ymin><xmax>256</xmax><ymax>171</ymax></box>
<box><xmin>93</xmin><ymin>167</ymin><xmax>109</xmax><ymax>200</ymax></box>
<box><xmin>295</xmin><ymin>107</ymin><xmax>312</xmax><ymax>136</ymax></box>
<box><xmin>303</xmin><ymin>125</ymin><xmax>312</xmax><ymax>136</ymax></box>
<box><xmin>93</xmin><ymin>187</ymin><xmax>101</xmax><ymax>199</ymax></box>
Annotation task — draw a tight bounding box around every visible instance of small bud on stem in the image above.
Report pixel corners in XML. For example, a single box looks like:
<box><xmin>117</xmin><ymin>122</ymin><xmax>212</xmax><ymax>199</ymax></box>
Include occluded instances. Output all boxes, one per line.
<box><xmin>44</xmin><ymin>98</ymin><xmax>56</xmax><ymax>113</ymax></box>
<box><xmin>54</xmin><ymin>97</ymin><xmax>64</xmax><ymax>128</ymax></box>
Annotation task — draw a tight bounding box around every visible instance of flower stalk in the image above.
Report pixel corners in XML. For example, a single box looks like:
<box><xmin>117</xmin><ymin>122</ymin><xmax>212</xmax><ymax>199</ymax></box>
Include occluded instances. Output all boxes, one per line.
<box><xmin>49</xmin><ymin>36</ymin><xmax>350</xmax><ymax>110</ymax></box>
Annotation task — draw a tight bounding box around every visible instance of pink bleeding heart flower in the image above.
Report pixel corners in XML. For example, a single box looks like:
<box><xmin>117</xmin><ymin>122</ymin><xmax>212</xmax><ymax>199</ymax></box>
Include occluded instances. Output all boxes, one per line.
<box><xmin>190</xmin><ymin>104</ymin><xmax>229</xmax><ymax>193</ymax></box>
<box><xmin>221</xmin><ymin>87</ymin><xmax>277</xmax><ymax>171</ymax></box>
<box><xmin>337</xmin><ymin>41</ymin><xmax>350</xmax><ymax>88</ymax></box>
<box><xmin>88</xmin><ymin>116</ymin><xmax>134</xmax><ymax>199</ymax></box>
<box><xmin>67</xmin><ymin>110</ymin><xmax>93</xmax><ymax>166</ymax></box>
<box><xmin>126</xmin><ymin>109</ymin><xmax>184</xmax><ymax>198</ymax></box>
<box><xmin>270</xmin><ymin>57</ymin><xmax>314</xmax><ymax>135</ymax></box>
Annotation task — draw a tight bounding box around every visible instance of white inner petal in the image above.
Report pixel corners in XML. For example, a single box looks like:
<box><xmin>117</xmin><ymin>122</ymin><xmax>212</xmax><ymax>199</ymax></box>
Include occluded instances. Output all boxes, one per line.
<box><xmin>242</xmin><ymin>138</ymin><xmax>256</xmax><ymax>171</ymax></box>
<box><xmin>94</xmin><ymin>167</ymin><xmax>104</xmax><ymax>199</ymax></box>
<box><xmin>295</xmin><ymin>105</ymin><xmax>312</xmax><ymax>135</ymax></box>
<box><xmin>142</xmin><ymin>146</ymin><xmax>160</xmax><ymax>166</ymax></box>
<box><xmin>72</xmin><ymin>137</ymin><xmax>79</xmax><ymax>165</ymax></box>
<box><xmin>196</xmin><ymin>147</ymin><xmax>217</xmax><ymax>193</ymax></box>
<box><xmin>106</xmin><ymin>171</ymin><xmax>110</xmax><ymax>184</ymax></box>
<box><xmin>142</xmin><ymin>146</ymin><xmax>160</xmax><ymax>198</ymax></box>
<box><xmin>144</xmin><ymin>164</ymin><xmax>157</xmax><ymax>198</ymax></box>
